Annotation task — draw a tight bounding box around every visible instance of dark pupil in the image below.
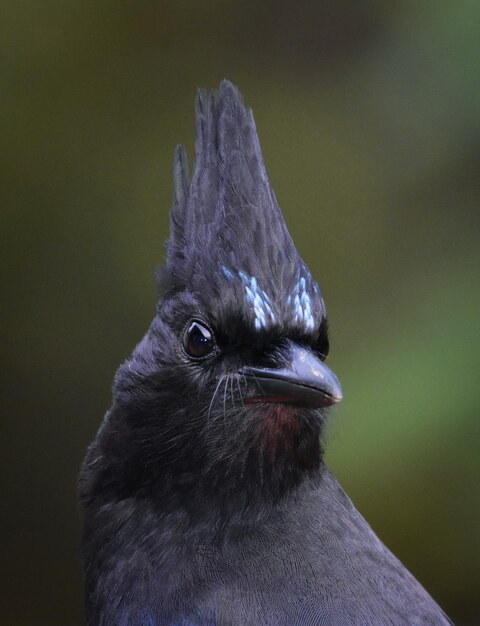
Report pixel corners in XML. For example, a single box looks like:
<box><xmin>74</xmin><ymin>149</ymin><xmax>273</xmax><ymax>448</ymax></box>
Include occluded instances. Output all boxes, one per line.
<box><xmin>184</xmin><ymin>322</ymin><xmax>213</xmax><ymax>358</ymax></box>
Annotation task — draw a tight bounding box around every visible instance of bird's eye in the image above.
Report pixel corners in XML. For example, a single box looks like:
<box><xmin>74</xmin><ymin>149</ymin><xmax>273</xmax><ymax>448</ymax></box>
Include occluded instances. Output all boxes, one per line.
<box><xmin>183</xmin><ymin>321</ymin><xmax>215</xmax><ymax>359</ymax></box>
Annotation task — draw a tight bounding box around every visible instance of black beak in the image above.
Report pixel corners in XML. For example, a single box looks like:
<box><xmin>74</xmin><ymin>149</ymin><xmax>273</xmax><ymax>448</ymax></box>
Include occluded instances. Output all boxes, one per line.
<box><xmin>239</xmin><ymin>343</ymin><xmax>343</xmax><ymax>408</ymax></box>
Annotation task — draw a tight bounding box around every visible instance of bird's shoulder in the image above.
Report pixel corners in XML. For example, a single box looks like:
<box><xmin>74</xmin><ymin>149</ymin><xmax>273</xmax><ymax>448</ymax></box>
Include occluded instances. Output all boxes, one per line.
<box><xmin>85</xmin><ymin>467</ymin><xmax>452</xmax><ymax>625</ymax></box>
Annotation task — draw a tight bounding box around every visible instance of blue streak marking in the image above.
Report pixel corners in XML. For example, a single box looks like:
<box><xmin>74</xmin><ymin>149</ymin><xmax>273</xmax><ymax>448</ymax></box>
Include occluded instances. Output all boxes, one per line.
<box><xmin>235</xmin><ymin>270</ymin><xmax>276</xmax><ymax>329</ymax></box>
<box><xmin>290</xmin><ymin>275</ymin><xmax>316</xmax><ymax>330</ymax></box>
<box><xmin>221</xmin><ymin>266</ymin><xmax>233</xmax><ymax>280</ymax></box>
<box><xmin>223</xmin><ymin>268</ymin><xmax>277</xmax><ymax>330</ymax></box>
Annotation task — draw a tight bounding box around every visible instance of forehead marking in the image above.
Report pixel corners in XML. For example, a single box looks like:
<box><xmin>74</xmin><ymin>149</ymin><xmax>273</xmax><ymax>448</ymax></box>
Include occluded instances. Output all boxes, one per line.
<box><xmin>222</xmin><ymin>266</ymin><xmax>276</xmax><ymax>330</ymax></box>
<box><xmin>222</xmin><ymin>266</ymin><xmax>318</xmax><ymax>332</ymax></box>
<box><xmin>221</xmin><ymin>266</ymin><xmax>234</xmax><ymax>280</ymax></box>
<box><xmin>290</xmin><ymin>276</ymin><xmax>315</xmax><ymax>330</ymax></box>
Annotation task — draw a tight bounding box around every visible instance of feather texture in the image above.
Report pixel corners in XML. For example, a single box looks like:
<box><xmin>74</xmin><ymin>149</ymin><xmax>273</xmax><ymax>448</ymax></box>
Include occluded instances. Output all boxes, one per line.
<box><xmin>80</xmin><ymin>81</ymin><xmax>452</xmax><ymax>626</ymax></box>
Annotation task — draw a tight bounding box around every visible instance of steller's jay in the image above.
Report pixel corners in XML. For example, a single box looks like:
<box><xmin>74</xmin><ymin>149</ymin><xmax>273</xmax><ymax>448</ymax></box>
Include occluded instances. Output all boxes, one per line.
<box><xmin>79</xmin><ymin>80</ymin><xmax>452</xmax><ymax>625</ymax></box>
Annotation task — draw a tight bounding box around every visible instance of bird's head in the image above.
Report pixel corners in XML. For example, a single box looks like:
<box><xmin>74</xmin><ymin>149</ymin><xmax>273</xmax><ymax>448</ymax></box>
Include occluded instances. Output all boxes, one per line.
<box><xmin>83</xmin><ymin>81</ymin><xmax>342</xmax><ymax>515</ymax></box>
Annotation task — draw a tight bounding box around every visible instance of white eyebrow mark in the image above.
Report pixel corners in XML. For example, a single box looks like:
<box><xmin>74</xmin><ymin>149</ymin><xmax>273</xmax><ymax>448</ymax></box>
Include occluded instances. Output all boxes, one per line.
<box><xmin>222</xmin><ymin>266</ymin><xmax>276</xmax><ymax>330</ymax></box>
<box><xmin>290</xmin><ymin>275</ymin><xmax>315</xmax><ymax>330</ymax></box>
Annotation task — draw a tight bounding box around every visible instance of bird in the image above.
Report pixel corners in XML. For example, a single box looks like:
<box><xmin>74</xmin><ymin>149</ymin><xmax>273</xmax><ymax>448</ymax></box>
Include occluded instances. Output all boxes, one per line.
<box><xmin>79</xmin><ymin>80</ymin><xmax>453</xmax><ymax>626</ymax></box>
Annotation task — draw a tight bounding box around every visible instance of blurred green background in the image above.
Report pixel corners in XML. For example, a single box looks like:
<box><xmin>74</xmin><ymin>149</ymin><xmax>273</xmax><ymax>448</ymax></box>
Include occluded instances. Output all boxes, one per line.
<box><xmin>1</xmin><ymin>1</ymin><xmax>479</xmax><ymax>624</ymax></box>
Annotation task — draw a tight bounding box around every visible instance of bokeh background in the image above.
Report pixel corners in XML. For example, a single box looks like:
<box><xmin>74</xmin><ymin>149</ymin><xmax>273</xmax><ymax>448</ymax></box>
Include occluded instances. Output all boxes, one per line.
<box><xmin>2</xmin><ymin>1</ymin><xmax>479</xmax><ymax>624</ymax></box>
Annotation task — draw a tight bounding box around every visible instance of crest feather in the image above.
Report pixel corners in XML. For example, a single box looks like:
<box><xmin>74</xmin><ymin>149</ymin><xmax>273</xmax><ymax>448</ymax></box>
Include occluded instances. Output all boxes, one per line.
<box><xmin>160</xmin><ymin>80</ymin><xmax>315</xmax><ymax>313</ymax></box>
